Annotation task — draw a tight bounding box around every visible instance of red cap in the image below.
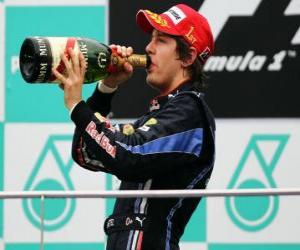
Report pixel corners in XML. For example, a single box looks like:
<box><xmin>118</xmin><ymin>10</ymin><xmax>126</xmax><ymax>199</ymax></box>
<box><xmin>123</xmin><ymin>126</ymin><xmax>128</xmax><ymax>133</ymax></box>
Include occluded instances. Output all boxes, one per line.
<box><xmin>136</xmin><ymin>4</ymin><xmax>214</xmax><ymax>63</ymax></box>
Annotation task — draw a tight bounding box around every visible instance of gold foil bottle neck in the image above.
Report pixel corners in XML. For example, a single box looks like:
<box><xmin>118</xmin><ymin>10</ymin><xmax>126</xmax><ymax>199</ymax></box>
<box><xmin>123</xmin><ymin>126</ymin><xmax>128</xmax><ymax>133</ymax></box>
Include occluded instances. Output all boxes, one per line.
<box><xmin>111</xmin><ymin>54</ymin><xmax>148</xmax><ymax>69</ymax></box>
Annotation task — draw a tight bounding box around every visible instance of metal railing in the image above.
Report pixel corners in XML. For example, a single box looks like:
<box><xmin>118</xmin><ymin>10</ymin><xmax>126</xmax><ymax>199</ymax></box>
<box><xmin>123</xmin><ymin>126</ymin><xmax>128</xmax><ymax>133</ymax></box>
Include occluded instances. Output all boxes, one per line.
<box><xmin>1</xmin><ymin>188</ymin><xmax>300</xmax><ymax>250</ymax></box>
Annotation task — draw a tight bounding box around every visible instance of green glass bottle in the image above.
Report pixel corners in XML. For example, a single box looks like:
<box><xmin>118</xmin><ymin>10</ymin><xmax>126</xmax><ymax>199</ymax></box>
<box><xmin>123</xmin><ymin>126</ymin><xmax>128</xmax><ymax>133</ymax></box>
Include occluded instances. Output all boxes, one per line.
<box><xmin>19</xmin><ymin>37</ymin><xmax>149</xmax><ymax>83</ymax></box>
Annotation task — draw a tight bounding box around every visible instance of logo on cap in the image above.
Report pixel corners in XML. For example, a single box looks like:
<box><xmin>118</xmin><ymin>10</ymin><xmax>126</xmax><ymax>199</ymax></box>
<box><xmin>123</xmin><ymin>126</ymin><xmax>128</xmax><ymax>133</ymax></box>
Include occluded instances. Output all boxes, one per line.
<box><xmin>165</xmin><ymin>6</ymin><xmax>186</xmax><ymax>25</ymax></box>
<box><xmin>146</xmin><ymin>10</ymin><xmax>169</xmax><ymax>28</ymax></box>
<box><xmin>185</xmin><ymin>26</ymin><xmax>197</xmax><ymax>44</ymax></box>
<box><xmin>199</xmin><ymin>47</ymin><xmax>211</xmax><ymax>61</ymax></box>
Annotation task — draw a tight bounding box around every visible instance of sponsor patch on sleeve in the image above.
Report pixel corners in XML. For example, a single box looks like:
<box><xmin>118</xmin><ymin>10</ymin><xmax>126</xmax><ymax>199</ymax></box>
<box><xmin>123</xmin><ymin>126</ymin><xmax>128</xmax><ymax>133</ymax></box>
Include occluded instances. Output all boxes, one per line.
<box><xmin>85</xmin><ymin>120</ymin><xmax>116</xmax><ymax>158</ymax></box>
<box><xmin>137</xmin><ymin>125</ymin><xmax>150</xmax><ymax>132</ymax></box>
<box><xmin>94</xmin><ymin>112</ymin><xmax>115</xmax><ymax>132</ymax></box>
<box><xmin>122</xmin><ymin>124</ymin><xmax>135</xmax><ymax>135</ymax></box>
<box><xmin>137</xmin><ymin>118</ymin><xmax>157</xmax><ymax>132</ymax></box>
<box><xmin>144</xmin><ymin>118</ymin><xmax>158</xmax><ymax>126</ymax></box>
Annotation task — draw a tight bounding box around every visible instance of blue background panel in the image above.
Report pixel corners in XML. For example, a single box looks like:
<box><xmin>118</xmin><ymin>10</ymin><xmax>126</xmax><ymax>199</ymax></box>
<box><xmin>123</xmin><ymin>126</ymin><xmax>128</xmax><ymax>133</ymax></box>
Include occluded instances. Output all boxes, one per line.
<box><xmin>182</xmin><ymin>199</ymin><xmax>206</xmax><ymax>242</ymax></box>
<box><xmin>209</xmin><ymin>244</ymin><xmax>300</xmax><ymax>250</ymax></box>
<box><xmin>0</xmin><ymin>122</ymin><xmax>3</xmax><ymax>238</ymax></box>
<box><xmin>5</xmin><ymin>6</ymin><xmax>107</xmax><ymax>122</ymax></box>
<box><xmin>6</xmin><ymin>243</ymin><xmax>104</xmax><ymax>250</ymax></box>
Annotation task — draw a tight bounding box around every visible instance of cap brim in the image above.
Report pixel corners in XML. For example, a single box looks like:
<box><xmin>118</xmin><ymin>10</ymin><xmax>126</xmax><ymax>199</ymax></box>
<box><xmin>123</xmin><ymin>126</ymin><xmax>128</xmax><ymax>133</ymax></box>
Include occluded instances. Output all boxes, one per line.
<box><xmin>136</xmin><ymin>10</ymin><xmax>181</xmax><ymax>36</ymax></box>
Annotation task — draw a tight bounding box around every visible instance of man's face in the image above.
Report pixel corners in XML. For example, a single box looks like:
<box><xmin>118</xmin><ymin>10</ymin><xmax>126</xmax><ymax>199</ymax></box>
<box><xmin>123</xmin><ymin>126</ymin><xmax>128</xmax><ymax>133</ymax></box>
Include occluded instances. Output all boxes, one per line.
<box><xmin>145</xmin><ymin>30</ymin><xmax>182</xmax><ymax>93</ymax></box>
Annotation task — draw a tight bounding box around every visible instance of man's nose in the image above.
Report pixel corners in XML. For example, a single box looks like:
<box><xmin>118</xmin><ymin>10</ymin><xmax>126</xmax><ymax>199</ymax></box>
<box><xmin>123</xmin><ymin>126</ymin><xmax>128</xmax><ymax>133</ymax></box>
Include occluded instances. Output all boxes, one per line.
<box><xmin>146</xmin><ymin>40</ymin><xmax>154</xmax><ymax>55</ymax></box>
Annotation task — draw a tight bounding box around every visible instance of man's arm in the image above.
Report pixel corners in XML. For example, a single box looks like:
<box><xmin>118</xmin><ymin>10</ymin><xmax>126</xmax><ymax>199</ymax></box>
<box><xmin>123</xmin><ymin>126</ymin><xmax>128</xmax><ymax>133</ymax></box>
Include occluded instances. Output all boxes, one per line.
<box><xmin>71</xmin><ymin>93</ymin><xmax>206</xmax><ymax>182</ymax></box>
<box><xmin>52</xmin><ymin>45</ymin><xmax>135</xmax><ymax>174</ymax></box>
<box><xmin>72</xmin><ymin>82</ymin><xmax>138</xmax><ymax>173</ymax></box>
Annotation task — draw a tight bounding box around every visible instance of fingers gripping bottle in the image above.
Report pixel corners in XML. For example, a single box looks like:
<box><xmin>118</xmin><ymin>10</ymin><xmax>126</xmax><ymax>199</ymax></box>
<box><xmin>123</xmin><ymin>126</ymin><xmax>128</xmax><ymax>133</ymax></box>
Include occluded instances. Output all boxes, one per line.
<box><xmin>19</xmin><ymin>37</ymin><xmax>149</xmax><ymax>84</ymax></box>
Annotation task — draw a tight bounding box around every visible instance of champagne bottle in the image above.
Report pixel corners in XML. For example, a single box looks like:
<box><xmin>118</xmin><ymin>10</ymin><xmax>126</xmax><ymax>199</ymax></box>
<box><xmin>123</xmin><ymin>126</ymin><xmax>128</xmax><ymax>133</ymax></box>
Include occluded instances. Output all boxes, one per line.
<box><xmin>19</xmin><ymin>37</ymin><xmax>149</xmax><ymax>84</ymax></box>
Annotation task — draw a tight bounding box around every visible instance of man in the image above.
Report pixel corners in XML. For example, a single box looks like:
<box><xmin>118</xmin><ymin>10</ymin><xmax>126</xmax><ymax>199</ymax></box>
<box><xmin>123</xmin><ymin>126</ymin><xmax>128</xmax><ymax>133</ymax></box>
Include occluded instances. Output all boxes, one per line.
<box><xmin>53</xmin><ymin>4</ymin><xmax>215</xmax><ymax>250</ymax></box>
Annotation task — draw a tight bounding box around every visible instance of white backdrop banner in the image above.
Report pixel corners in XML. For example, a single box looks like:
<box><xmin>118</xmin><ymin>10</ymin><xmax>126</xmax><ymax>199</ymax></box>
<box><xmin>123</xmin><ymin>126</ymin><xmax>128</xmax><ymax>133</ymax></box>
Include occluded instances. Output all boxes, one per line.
<box><xmin>208</xmin><ymin>119</ymin><xmax>300</xmax><ymax>246</ymax></box>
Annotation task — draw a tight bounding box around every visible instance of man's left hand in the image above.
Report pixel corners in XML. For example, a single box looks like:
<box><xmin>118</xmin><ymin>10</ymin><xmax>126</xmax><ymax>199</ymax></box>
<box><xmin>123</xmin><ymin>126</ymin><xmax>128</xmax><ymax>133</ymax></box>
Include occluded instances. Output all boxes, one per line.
<box><xmin>52</xmin><ymin>48</ymin><xmax>87</xmax><ymax>110</ymax></box>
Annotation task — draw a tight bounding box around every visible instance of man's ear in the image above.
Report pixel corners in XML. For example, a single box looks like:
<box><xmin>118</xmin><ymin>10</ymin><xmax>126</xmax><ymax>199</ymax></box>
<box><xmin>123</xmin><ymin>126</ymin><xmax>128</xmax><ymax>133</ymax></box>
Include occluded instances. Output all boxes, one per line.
<box><xmin>181</xmin><ymin>47</ymin><xmax>197</xmax><ymax>68</ymax></box>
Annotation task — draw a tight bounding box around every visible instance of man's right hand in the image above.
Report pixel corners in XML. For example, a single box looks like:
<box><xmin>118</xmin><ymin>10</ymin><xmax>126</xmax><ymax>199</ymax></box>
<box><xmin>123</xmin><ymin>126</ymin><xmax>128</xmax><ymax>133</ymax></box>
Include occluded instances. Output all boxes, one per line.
<box><xmin>101</xmin><ymin>44</ymin><xmax>134</xmax><ymax>88</ymax></box>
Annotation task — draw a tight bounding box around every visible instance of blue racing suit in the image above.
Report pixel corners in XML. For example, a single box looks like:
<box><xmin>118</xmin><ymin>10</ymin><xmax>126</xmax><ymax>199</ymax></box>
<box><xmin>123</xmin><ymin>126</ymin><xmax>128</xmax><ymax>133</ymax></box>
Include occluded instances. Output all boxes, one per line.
<box><xmin>71</xmin><ymin>82</ymin><xmax>215</xmax><ymax>250</ymax></box>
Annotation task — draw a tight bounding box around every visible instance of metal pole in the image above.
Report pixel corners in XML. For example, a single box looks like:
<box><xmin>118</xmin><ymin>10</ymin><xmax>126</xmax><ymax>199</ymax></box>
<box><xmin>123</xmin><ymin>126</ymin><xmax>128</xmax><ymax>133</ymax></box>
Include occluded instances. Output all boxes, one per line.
<box><xmin>40</xmin><ymin>195</ymin><xmax>45</xmax><ymax>250</ymax></box>
<box><xmin>0</xmin><ymin>188</ymin><xmax>300</xmax><ymax>199</ymax></box>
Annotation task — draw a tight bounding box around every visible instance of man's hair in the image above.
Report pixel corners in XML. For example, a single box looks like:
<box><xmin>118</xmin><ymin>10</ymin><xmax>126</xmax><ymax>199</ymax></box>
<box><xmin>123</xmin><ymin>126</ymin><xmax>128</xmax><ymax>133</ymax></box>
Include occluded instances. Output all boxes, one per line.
<box><xmin>173</xmin><ymin>36</ymin><xmax>208</xmax><ymax>92</ymax></box>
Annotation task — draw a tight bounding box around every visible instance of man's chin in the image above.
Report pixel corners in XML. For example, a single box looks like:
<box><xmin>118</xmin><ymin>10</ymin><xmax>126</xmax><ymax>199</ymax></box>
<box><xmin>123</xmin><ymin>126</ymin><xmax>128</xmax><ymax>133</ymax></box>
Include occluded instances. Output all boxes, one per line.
<box><xmin>146</xmin><ymin>77</ymin><xmax>159</xmax><ymax>91</ymax></box>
